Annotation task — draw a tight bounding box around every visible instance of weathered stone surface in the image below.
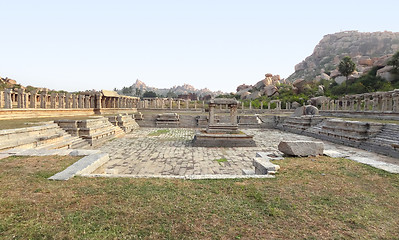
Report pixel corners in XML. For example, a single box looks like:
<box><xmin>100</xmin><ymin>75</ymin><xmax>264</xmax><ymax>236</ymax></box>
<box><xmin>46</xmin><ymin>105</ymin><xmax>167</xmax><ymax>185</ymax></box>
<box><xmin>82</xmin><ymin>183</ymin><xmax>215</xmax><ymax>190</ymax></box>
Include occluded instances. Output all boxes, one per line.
<box><xmin>264</xmin><ymin>85</ymin><xmax>278</xmax><ymax>97</ymax></box>
<box><xmin>377</xmin><ymin>66</ymin><xmax>395</xmax><ymax>81</ymax></box>
<box><xmin>335</xmin><ymin>76</ymin><xmax>346</xmax><ymax>85</ymax></box>
<box><xmin>278</xmin><ymin>141</ymin><xmax>324</xmax><ymax>156</ymax></box>
<box><xmin>253</xmin><ymin>157</ymin><xmax>280</xmax><ymax>174</ymax></box>
<box><xmin>292</xmin><ymin>105</ymin><xmax>319</xmax><ymax>117</ymax></box>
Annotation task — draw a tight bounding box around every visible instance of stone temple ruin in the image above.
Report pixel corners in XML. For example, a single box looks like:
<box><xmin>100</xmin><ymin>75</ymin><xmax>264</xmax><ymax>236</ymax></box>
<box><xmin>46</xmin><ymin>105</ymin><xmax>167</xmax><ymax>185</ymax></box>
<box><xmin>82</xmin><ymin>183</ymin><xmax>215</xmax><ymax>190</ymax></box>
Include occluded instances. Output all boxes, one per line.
<box><xmin>192</xmin><ymin>98</ymin><xmax>256</xmax><ymax>147</ymax></box>
<box><xmin>1</xmin><ymin>87</ymin><xmax>399</xmax><ymax>180</ymax></box>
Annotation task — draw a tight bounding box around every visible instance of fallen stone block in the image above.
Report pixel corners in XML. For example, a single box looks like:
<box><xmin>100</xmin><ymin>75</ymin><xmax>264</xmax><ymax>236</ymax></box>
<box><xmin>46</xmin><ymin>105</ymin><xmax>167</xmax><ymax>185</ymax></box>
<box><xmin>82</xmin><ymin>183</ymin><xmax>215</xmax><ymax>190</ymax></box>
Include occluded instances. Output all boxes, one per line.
<box><xmin>253</xmin><ymin>157</ymin><xmax>280</xmax><ymax>175</ymax></box>
<box><xmin>278</xmin><ymin>141</ymin><xmax>324</xmax><ymax>157</ymax></box>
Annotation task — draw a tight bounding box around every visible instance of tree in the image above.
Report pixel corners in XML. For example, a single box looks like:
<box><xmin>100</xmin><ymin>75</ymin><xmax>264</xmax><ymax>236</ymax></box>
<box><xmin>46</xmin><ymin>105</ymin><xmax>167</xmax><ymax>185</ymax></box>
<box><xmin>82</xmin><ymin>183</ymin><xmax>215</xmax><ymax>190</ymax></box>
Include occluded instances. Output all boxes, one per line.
<box><xmin>338</xmin><ymin>56</ymin><xmax>356</xmax><ymax>90</ymax></box>
<box><xmin>388</xmin><ymin>51</ymin><xmax>399</xmax><ymax>74</ymax></box>
<box><xmin>142</xmin><ymin>91</ymin><xmax>157</xmax><ymax>98</ymax></box>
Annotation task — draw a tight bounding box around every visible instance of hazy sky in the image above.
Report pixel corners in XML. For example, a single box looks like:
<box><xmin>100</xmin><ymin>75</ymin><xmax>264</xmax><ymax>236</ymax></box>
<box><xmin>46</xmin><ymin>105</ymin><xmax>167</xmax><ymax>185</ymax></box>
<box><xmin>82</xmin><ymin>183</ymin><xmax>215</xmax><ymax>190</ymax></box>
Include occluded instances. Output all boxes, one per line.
<box><xmin>1</xmin><ymin>0</ymin><xmax>399</xmax><ymax>93</ymax></box>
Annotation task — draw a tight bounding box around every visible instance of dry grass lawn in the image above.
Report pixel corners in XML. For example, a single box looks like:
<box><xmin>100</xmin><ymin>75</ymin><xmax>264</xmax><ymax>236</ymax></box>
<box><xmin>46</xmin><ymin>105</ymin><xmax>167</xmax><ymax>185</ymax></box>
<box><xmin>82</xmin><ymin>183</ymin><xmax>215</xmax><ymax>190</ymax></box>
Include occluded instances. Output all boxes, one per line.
<box><xmin>1</xmin><ymin>155</ymin><xmax>399</xmax><ymax>239</ymax></box>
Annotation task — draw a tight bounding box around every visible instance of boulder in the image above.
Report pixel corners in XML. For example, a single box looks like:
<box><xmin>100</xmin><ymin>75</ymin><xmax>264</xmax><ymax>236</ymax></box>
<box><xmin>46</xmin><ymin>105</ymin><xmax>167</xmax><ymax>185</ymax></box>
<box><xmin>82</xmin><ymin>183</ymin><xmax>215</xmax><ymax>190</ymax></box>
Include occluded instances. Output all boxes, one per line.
<box><xmin>264</xmin><ymin>85</ymin><xmax>278</xmax><ymax>97</ymax></box>
<box><xmin>373</xmin><ymin>54</ymin><xmax>393</xmax><ymax>67</ymax></box>
<box><xmin>358</xmin><ymin>56</ymin><xmax>374</xmax><ymax>66</ymax></box>
<box><xmin>330</xmin><ymin>69</ymin><xmax>341</xmax><ymax>78</ymax></box>
<box><xmin>293</xmin><ymin>78</ymin><xmax>305</xmax><ymax>88</ymax></box>
<box><xmin>335</xmin><ymin>76</ymin><xmax>346</xmax><ymax>85</ymax></box>
<box><xmin>236</xmin><ymin>84</ymin><xmax>252</xmax><ymax>92</ymax></box>
<box><xmin>292</xmin><ymin>105</ymin><xmax>319</xmax><ymax>117</ymax></box>
<box><xmin>278</xmin><ymin>141</ymin><xmax>324</xmax><ymax>157</ymax></box>
<box><xmin>247</xmin><ymin>91</ymin><xmax>261</xmax><ymax>100</ymax></box>
<box><xmin>240</xmin><ymin>91</ymin><xmax>251</xmax><ymax>99</ymax></box>
<box><xmin>311</xmin><ymin>96</ymin><xmax>329</xmax><ymax>106</ymax></box>
<box><xmin>320</xmin><ymin>73</ymin><xmax>330</xmax><ymax>80</ymax></box>
<box><xmin>317</xmin><ymin>85</ymin><xmax>324</xmax><ymax>95</ymax></box>
<box><xmin>291</xmin><ymin>101</ymin><xmax>301</xmax><ymax>109</ymax></box>
<box><xmin>377</xmin><ymin>66</ymin><xmax>395</xmax><ymax>81</ymax></box>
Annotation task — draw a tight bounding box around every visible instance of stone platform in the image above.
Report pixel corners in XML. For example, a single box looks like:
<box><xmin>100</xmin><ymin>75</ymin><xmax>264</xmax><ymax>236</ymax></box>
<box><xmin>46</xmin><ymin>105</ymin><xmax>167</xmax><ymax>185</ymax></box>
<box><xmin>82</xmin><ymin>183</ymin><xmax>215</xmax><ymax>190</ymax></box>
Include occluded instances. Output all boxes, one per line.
<box><xmin>93</xmin><ymin>128</ymin><xmax>399</xmax><ymax>177</ymax></box>
<box><xmin>192</xmin><ymin>130</ymin><xmax>256</xmax><ymax>147</ymax></box>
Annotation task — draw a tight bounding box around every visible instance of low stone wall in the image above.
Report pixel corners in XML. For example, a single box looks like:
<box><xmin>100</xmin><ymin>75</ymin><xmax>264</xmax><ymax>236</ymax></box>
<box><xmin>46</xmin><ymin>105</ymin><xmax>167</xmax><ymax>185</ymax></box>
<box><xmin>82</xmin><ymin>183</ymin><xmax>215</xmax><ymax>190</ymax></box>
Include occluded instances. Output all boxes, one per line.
<box><xmin>0</xmin><ymin>108</ymin><xmax>138</xmax><ymax>120</ymax></box>
<box><xmin>278</xmin><ymin>116</ymin><xmax>399</xmax><ymax>158</ymax></box>
<box><xmin>320</xmin><ymin>110</ymin><xmax>399</xmax><ymax>121</ymax></box>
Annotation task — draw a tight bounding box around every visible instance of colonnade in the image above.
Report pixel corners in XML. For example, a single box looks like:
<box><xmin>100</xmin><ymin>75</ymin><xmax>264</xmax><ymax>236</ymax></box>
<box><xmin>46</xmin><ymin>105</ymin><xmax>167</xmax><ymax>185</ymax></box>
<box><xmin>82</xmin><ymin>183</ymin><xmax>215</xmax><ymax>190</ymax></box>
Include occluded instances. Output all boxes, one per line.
<box><xmin>0</xmin><ymin>89</ymin><xmax>139</xmax><ymax>110</ymax></box>
<box><xmin>321</xmin><ymin>89</ymin><xmax>399</xmax><ymax>113</ymax></box>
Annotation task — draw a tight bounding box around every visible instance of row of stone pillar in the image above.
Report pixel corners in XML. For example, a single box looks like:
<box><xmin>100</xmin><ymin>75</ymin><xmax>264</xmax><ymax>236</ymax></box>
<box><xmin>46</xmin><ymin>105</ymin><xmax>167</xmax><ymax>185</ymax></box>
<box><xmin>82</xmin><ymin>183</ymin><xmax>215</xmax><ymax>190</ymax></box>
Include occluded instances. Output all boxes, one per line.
<box><xmin>138</xmin><ymin>99</ymin><xmax>205</xmax><ymax>110</ymax></box>
<box><xmin>0</xmin><ymin>89</ymin><xmax>139</xmax><ymax>109</ymax></box>
<box><xmin>241</xmin><ymin>100</ymin><xmax>283</xmax><ymax>110</ymax></box>
<box><xmin>321</xmin><ymin>89</ymin><xmax>399</xmax><ymax>113</ymax></box>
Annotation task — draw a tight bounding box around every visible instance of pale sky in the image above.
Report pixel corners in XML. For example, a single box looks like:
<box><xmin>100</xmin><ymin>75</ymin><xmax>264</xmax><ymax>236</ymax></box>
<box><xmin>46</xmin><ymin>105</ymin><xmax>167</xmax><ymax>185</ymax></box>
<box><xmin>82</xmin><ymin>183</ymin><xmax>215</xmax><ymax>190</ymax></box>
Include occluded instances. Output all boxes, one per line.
<box><xmin>1</xmin><ymin>0</ymin><xmax>399</xmax><ymax>93</ymax></box>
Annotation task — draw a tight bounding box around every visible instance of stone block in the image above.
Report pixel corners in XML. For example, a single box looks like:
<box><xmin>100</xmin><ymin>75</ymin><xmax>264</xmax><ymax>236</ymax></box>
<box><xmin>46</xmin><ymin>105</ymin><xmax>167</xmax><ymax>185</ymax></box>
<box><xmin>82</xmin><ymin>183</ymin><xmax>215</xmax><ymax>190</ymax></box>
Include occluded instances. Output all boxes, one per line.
<box><xmin>278</xmin><ymin>141</ymin><xmax>324</xmax><ymax>157</ymax></box>
<box><xmin>253</xmin><ymin>157</ymin><xmax>280</xmax><ymax>174</ymax></box>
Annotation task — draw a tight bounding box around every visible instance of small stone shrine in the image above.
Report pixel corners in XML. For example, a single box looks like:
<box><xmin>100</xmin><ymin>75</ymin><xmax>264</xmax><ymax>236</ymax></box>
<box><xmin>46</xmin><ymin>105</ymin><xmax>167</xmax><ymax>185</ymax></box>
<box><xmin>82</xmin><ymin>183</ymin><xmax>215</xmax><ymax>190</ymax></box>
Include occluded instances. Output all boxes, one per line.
<box><xmin>192</xmin><ymin>98</ymin><xmax>256</xmax><ymax>147</ymax></box>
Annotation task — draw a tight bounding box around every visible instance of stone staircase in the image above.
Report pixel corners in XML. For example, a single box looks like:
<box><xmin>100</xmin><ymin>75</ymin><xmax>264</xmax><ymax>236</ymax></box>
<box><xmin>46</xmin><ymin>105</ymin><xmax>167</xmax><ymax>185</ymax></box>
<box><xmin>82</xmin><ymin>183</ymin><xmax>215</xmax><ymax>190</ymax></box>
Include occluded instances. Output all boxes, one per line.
<box><xmin>0</xmin><ymin>123</ymin><xmax>90</xmax><ymax>151</ymax></box>
<box><xmin>362</xmin><ymin>124</ymin><xmax>399</xmax><ymax>158</ymax></box>
<box><xmin>108</xmin><ymin>114</ymin><xmax>139</xmax><ymax>133</ymax></box>
<box><xmin>55</xmin><ymin>117</ymin><xmax>125</xmax><ymax>147</ymax></box>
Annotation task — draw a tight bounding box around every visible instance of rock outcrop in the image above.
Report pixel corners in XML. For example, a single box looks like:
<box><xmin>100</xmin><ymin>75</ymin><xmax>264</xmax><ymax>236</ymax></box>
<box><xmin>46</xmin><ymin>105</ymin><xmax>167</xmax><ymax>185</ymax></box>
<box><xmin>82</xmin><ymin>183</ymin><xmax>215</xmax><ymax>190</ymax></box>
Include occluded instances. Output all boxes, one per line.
<box><xmin>236</xmin><ymin>73</ymin><xmax>284</xmax><ymax>99</ymax></box>
<box><xmin>287</xmin><ymin>31</ymin><xmax>399</xmax><ymax>82</ymax></box>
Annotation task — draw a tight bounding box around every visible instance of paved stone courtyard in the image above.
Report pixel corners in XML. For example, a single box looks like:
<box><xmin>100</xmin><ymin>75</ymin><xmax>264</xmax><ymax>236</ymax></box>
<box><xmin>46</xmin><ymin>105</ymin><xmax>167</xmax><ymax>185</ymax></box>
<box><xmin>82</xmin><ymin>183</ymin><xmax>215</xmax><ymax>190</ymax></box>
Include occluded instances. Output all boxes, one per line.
<box><xmin>96</xmin><ymin>128</ymin><xmax>399</xmax><ymax>176</ymax></box>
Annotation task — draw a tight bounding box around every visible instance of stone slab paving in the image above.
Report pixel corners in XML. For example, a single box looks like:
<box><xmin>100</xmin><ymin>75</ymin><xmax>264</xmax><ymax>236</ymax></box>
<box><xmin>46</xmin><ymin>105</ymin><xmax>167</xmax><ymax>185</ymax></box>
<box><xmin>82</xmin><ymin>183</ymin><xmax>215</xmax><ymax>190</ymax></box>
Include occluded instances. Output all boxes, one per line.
<box><xmin>96</xmin><ymin>128</ymin><xmax>399</xmax><ymax>176</ymax></box>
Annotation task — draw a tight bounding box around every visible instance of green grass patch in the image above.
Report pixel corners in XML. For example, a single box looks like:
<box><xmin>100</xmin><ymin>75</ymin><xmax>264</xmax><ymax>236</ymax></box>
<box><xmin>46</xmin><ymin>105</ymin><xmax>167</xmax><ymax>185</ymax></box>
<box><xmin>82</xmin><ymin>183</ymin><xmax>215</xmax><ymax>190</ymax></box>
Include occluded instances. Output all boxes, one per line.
<box><xmin>214</xmin><ymin>157</ymin><xmax>228</xmax><ymax>165</ymax></box>
<box><xmin>148</xmin><ymin>129</ymin><xmax>170</xmax><ymax>136</ymax></box>
<box><xmin>1</xmin><ymin>155</ymin><xmax>399</xmax><ymax>239</ymax></box>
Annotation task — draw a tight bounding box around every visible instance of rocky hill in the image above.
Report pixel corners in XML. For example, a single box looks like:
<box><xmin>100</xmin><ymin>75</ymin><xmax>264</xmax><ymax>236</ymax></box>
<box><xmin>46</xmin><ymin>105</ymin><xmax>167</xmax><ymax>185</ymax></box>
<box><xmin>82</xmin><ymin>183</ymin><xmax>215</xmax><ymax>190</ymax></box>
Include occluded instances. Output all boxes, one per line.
<box><xmin>287</xmin><ymin>31</ymin><xmax>399</xmax><ymax>82</ymax></box>
<box><xmin>118</xmin><ymin>79</ymin><xmax>225</xmax><ymax>98</ymax></box>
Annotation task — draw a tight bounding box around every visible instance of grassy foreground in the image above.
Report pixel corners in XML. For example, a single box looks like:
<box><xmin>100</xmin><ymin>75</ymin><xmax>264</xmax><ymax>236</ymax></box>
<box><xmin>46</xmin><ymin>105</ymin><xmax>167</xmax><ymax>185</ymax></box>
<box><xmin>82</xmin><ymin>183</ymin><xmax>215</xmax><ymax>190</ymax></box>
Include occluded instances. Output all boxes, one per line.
<box><xmin>1</xmin><ymin>155</ymin><xmax>399</xmax><ymax>239</ymax></box>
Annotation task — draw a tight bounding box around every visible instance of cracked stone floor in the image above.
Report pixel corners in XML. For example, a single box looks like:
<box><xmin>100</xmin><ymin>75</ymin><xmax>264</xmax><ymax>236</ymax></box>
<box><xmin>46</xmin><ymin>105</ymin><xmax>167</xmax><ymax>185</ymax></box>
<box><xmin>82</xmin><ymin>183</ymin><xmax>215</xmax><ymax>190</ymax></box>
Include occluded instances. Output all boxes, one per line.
<box><xmin>95</xmin><ymin>128</ymin><xmax>399</xmax><ymax>176</ymax></box>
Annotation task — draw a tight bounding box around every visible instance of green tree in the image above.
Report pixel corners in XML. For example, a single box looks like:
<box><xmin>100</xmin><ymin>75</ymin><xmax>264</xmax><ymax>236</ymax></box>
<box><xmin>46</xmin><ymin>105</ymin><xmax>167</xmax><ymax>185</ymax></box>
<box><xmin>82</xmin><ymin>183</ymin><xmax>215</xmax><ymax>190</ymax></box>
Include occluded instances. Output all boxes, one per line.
<box><xmin>338</xmin><ymin>56</ymin><xmax>356</xmax><ymax>91</ymax></box>
<box><xmin>143</xmin><ymin>91</ymin><xmax>157</xmax><ymax>98</ymax></box>
<box><xmin>388</xmin><ymin>51</ymin><xmax>399</xmax><ymax>74</ymax></box>
<box><xmin>338</xmin><ymin>56</ymin><xmax>356</xmax><ymax>80</ymax></box>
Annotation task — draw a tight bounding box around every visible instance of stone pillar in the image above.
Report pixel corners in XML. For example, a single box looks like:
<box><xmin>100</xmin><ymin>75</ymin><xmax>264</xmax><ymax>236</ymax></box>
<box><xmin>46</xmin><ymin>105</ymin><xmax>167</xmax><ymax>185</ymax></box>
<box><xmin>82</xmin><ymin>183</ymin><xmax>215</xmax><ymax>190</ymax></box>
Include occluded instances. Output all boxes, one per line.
<box><xmin>202</xmin><ymin>101</ymin><xmax>205</xmax><ymax>109</ymax></box>
<box><xmin>40</xmin><ymin>90</ymin><xmax>48</xmax><ymax>108</ymax></box>
<box><xmin>95</xmin><ymin>93</ymin><xmax>102</xmax><ymax>109</ymax></box>
<box><xmin>58</xmin><ymin>93</ymin><xmax>65</xmax><ymax>108</ymax></box>
<box><xmin>387</xmin><ymin>92</ymin><xmax>393</xmax><ymax>112</ymax></box>
<box><xmin>0</xmin><ymin>91</ymin><xmax>3</xmax><ymax>108</ymax></box>
<box><xmin>78</xmin><ymin>95</ymin><xmax>84</xmax><ymax>108</ymax></box>
<box><xmin>161</xmin><ymin>99</ymin><xmax>165</xmax><ymax>109</ymax></box>
<box><xmin>355</xmin><ymin>95</ymin><xmax>361</xmax><ymax>111</ymax></box>
<box><xmin>242</xmin><ymin>102</ymin><xmax>244</xmax><ymax>109</ymax></box>
<box><xmin>392</xmin><ymin>90</ymin><xmax>399</xmax><ymax>113</ymax></box>
<box><xmin>260</xmin><ymin>101</ymin><xmax>263</xmax><ymax>110</ymax></box>
<box><xmin>50</xmin><ymin>93</ymin><xmax>57</xmax><ymax>108</ymax></box>
<box><xmin>219</xmin><ymin>104</ymin><xmax>222</xmax><ymax>110</ymax></box>
<box><xmin>64</xmin><ymin>93</ymin><xmax>70</xmax><ymax>108</ymax></box>
<box><xmin>194</xmin><ymin>101</ymin><xmax>197</xmax><ymax>109</ymax></box>
<box><xmin>85</xmin><ymin>96</ymin><xmax>90</xmax><ymax>108</ymax></box>
<box><xmin>364</xmin><ymin>94</ymin><xmax>370</xmax><ymax>111</ymax></box>
<box><xmin>268</xmin><ymin>102</ymin><xmax>271</xmax><ymax>110</ymax></box>
<box><xmin>29</xmin><ymin>90</ymin><xmax>37</xmax><ymax>108</ymax></box>
<box><xmin>209</xmin><ymin>103</ymin><xmax>215</xmax><ymax>124</ymax></box>
<box><xmin>186</xmin><ymin>99</ymin><xmax>189</xmax><ymax>109</ymax></box>
<box><xmin>71</xmin><ymin>94</ymin><xmax>77</xmax><ymax>108</ymax></box>
<box><xmin>381</xmin><ymin>93</ymin><xmax>388</xmax><ymax>112</ymax></box>
<box><xmin>90</xmin><ymin>95</ymin><xmax>95</xmax><ymax>108</ymax></box>
<box><xmin>249</xmin><ymin>101</ymin><xmax>252</xmax><ymax>110</ymax></box>
<box><xmin>17</xmin><ymin>89</ymin><xmax>24</xmax><ymax>108</ymax></box>
<box><xmin>230</xmin><ymin>104</ymin><xmax>238</xmax><ymax>124</ymax></box>
<box><xmin>177</xmin><ymin>100</ymin><xmax>181</xmax><ymax>109</ymax></box>
<box><xmin>169</xmin><ymin>99</ymin><xmax>173</xmax><ymax>109</ymax></box>
<box><xmin>4</xmin><ymin>89</ymin><xmax>12</xmax><ymax>109</ymax></box>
